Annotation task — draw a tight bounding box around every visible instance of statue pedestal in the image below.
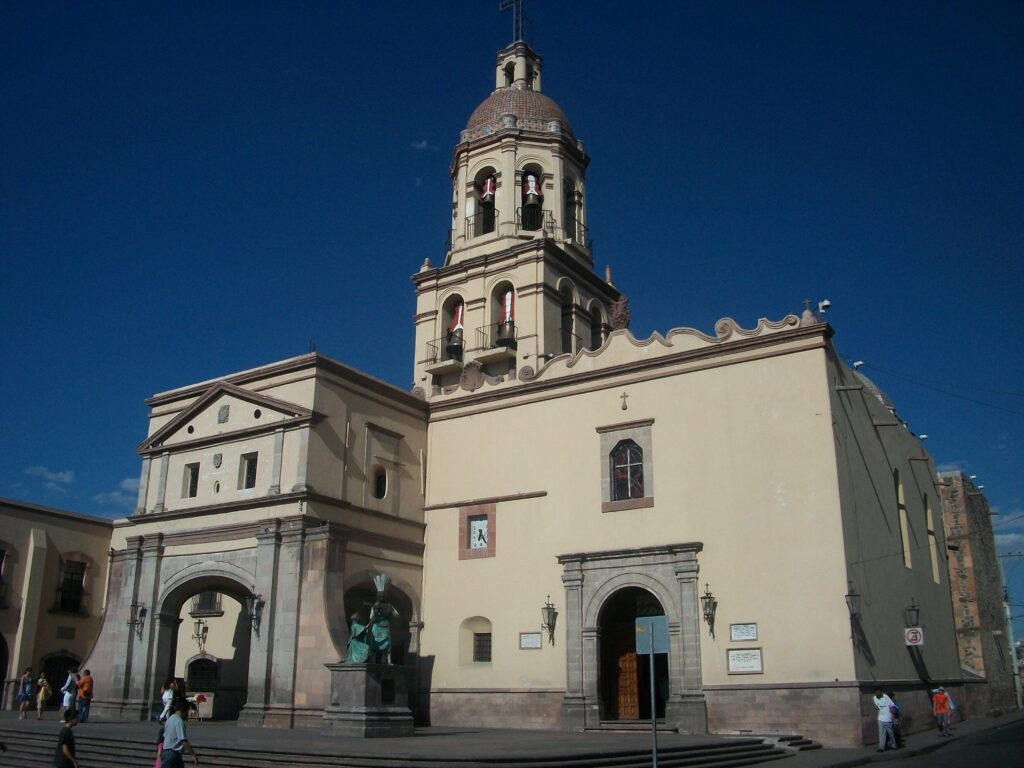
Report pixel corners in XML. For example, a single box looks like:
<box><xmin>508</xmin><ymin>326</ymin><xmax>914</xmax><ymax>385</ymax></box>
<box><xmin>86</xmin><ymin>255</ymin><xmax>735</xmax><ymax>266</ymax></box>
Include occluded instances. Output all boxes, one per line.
<box><xmin>321</xmin><ymin>662</ymin><xmax>414</xmax><ymax>738</ymax></box>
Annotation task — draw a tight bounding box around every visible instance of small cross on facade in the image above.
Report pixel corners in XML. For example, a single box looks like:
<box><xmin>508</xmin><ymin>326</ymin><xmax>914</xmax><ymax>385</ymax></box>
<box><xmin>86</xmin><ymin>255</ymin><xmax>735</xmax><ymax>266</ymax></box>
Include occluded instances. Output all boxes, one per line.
<box><xmin>620</xmin><ymin>392</ymin><xmax>629</xmax><ymax>411</ymax></box>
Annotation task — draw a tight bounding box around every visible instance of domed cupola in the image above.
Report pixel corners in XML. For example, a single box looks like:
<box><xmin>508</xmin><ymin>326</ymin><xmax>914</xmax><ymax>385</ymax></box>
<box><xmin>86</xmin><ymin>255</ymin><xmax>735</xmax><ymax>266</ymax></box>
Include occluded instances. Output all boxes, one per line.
<box><xmin>463</xmin><ymin>86</ymin><xmax>574</xmax><ymax>143</ymax></box>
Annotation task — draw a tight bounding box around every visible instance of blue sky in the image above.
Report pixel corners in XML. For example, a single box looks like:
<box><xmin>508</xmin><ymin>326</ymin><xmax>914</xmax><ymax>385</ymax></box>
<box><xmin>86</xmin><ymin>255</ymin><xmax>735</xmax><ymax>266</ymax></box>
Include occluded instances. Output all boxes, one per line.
<box><xmin>2</xmin><ymin>2</ymin><xmax>1022</xmax><ymax>636</ymax></box>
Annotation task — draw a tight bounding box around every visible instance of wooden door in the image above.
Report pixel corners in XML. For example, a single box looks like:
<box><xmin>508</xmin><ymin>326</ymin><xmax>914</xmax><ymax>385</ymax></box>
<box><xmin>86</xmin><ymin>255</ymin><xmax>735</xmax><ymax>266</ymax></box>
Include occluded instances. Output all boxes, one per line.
<box><xmin>607</xmin><ymin>622</ymin><xmax>638</xmax><ymax>719</ymax></box>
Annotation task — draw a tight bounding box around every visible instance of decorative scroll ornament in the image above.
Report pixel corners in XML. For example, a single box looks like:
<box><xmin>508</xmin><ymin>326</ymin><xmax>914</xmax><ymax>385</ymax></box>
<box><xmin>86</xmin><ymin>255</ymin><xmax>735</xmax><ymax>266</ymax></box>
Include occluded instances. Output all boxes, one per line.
<box><xmin>481</xmin><ymin>175</ymin><xmax>496</xmax><ymax>202</ymax></box>
<box><xmin>610</xmin><ymin>296</ymin><xmax>631</xmax><ymax>330</ymax></box>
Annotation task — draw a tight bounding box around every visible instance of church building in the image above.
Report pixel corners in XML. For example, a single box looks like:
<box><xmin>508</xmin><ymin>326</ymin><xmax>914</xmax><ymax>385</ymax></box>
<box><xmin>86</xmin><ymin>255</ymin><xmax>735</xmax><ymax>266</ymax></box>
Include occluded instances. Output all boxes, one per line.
<box><xmin>68</xmin><ymin>16</ymin><xmax>967</xmax><ymax>748</ymax></box>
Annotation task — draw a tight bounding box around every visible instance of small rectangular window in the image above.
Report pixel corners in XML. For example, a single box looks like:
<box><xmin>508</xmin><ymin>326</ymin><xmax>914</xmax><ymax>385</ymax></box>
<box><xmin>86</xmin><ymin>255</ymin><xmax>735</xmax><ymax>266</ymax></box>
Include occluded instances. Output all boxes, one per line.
<box><xmin>191</xmin><ymin>591</ymin><xmax>222</xmax><ymax>615</ymax></box>
<box><xmin>58</xmin><ymin>561</ymin><xmax>86</xmax><ymax>613</ymax></box>
<box><xmin>182</xmin><ymin>463</ymin><xmax>200</xmax><ymax>498</ymax></box>
<box><xmin>239</xmin><ymin>453</ymin><xmax>258</xmax><ymax>490</ymax></box>
<box><xmin>473</xmin><ymin>632</ymin><xmax>492</xmax><ymax>663</ymax></box>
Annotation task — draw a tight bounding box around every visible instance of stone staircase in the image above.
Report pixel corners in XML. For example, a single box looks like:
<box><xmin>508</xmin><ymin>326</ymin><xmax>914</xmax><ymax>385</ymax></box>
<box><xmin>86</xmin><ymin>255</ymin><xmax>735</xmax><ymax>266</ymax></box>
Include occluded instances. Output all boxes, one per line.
<box><xmin>0</xmin><ymin>726</ymin><xmax>793</xmax><ymax>768</ymax></box>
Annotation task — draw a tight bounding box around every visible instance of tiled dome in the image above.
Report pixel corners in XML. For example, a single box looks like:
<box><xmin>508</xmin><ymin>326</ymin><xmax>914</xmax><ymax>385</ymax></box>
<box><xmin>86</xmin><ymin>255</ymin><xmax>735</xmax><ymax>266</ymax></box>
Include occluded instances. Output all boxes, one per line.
<box><xmin>464</xmin><ymin>87</ymin><xmax>573</xmax><ymax>139</ymax></box>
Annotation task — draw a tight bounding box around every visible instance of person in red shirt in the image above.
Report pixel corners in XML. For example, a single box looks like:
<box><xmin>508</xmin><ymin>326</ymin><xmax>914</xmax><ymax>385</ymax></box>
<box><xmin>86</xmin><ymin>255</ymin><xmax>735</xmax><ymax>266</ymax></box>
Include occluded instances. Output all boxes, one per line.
<box><xmin>932</xmin><ymin>687</ymin><xmax>952</xmax><ymax>736</ymax></box>
<box><xmin>75</xmin><ymin>670</ymin><xmax>94</xmax><ymax>723</ymax></box>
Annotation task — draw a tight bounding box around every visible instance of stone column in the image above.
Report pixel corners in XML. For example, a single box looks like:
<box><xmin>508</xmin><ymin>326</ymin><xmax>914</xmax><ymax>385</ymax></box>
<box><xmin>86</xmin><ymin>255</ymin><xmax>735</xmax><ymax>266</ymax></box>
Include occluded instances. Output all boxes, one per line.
<box><xmin>560</xmin><ymin>564</ymin><xmax>586</xmax><ymax>729</ymax></box>
<box><xmin>128</xmin><ymin>534</ymin><xmax>166</xmax><ymax>718</ymax></box>
<box><xmin>670</xmin><ymin>559</ymin><xmax>707</xmax><ymax>733</ymax></box>
<box><xmin>238</xmin><ymin>524</ymin><xmax>280</xmax><ymax>727</ymax></box>
<box><xmin>135</xmin><ymin>457</ymin><xmax>151</xmax><ymax>516</ymax></box>
<box><xmin>269</xmin><ymin>427</ymin><xmax>285</xmax><ymax>495</ymax></box>
<box><xmin>291</xmin><ymin>427</ymin><xmax>310</xmax><ymax>493</ymax></box>
<box><xmin>263</xmin><ymin>521</ymin><xmax>306</xmax><ymax>727</ymax></box>
<box><xmin>152</xmin><ymin>452</ymin><xmax>169</xmax><ymax>514</ymax></box>
<box><xmin>500</xmin><ymin>136</ymin><xmax>518</xmax><ymax>236</ymax></box>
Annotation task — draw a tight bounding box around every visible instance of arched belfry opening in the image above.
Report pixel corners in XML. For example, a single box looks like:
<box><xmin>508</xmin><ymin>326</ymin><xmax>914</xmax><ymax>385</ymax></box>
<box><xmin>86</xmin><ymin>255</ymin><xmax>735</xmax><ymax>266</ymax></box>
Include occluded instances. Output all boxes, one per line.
<box><xmin>471</xmin><ymin>168</ymin><xmax>498</xmax><ymax>238</ymax></box>
<box><xmin>489</xmin><ymin>281</ymin><xmax>517</xmax><ymax>350</ymax></box>
<box><xmin>598</xmin><ymin>587</ymin><xmax>669</xmax><ymax>721</ymax></box>
<box><xmin>520</xmin><ymin>164</ymin><xmax>545</xmax><ymax>232</ymax></box>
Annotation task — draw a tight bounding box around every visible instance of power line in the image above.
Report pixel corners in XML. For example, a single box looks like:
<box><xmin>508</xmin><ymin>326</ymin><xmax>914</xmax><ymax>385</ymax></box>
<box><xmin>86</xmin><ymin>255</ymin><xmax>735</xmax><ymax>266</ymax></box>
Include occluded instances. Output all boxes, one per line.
<box><xmin>857</xmin><ymin>362</ymin><xmax>1024</xmax><ymax>417</ymax></box>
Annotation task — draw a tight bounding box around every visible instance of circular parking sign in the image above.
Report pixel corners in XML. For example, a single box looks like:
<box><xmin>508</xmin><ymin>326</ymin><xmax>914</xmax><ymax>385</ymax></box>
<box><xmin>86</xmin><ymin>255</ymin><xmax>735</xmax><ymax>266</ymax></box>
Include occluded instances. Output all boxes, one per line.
<box><xmin>905</xmin><ymin>627</ymin><xmax>924</xmax><ymax>646</ymax></box>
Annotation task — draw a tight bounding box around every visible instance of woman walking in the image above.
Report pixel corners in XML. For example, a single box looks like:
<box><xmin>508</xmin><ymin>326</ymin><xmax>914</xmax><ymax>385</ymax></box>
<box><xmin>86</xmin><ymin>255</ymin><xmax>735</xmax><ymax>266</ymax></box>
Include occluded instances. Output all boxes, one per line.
<box><xmin>36</xmin><ymin>672</ymin><xmax>52</xmax><ymax>720</ymax></box>
<box><xmin>15</xmin><ymin>667</ymin><xmax>33</xmax><ymax>719</ymax></box>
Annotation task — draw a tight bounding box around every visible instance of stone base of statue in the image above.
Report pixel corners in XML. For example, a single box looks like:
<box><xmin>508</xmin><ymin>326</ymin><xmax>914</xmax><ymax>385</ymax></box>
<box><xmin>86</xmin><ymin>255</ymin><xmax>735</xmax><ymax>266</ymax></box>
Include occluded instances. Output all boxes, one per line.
<box><xmin>321</xmin><ymin>662</ymin><xmax>414</xmax><ymax>738</ymax></box>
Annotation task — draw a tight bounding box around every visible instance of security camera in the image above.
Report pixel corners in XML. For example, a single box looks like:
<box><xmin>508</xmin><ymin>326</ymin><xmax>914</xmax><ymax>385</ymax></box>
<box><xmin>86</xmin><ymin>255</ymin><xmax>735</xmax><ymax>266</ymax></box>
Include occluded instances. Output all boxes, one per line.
<box><xmin>818</xmin><ymin>299</ymin><xmax>831</xmax><ymax>314</ymax></box>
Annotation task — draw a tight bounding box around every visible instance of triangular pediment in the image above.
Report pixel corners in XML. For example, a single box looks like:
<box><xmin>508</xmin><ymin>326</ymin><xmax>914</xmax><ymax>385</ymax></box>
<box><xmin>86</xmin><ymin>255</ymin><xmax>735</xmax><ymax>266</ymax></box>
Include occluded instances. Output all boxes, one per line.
<box><xmin>138</xmin><ymin>381</ymin><xmax>313</xmax><ymax>453</ymax></box>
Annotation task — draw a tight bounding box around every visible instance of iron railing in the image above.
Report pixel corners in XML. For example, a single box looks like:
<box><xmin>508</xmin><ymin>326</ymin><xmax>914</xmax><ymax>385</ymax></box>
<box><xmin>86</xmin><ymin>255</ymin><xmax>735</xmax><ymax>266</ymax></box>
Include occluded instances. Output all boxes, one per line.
<box><xmin>476</xmin><ymin>322</ymin><xmax>518</xmax><ymax>351</ymax></box>
<box><xmin>425</xmin><ymin>332</ymin><xmax>466</xmax><ymax>366</ymax></box>
<box><xmin>466</xmin><ymin>207</ymin><xmax>499</xmax><ymax>238</ymax></box>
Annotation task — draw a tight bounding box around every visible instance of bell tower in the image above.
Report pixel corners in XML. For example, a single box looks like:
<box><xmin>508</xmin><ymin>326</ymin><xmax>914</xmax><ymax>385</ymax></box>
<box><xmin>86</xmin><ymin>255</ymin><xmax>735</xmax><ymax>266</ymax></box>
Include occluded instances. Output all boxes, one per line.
<box><xmin>412</xmin><ymin>9</ymin><xmax>622</xmax><ymax>400</ymax></box>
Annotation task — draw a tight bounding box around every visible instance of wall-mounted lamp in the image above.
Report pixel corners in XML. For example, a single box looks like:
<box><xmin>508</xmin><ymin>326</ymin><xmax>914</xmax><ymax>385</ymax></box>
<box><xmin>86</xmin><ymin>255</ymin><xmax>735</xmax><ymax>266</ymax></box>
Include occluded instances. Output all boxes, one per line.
<box><xmin>844</xmin><ymin>582</ymin><xmax>861</xmax><ymax>620</ymax></box>
<box><xmin>541</xmin><ymin>595</ymin><xmax>558</xmax><ymax>646</ymax></box>
<box><xmin>245</xmin><ymin>592</ymin><xmax>264</xmax><ymax>636</ymax></box>
<box><xmin>700</xmin><ymin>584</ymin><xmax>718</xmax><ymax>638</ymax></box>
<box><xmin>905</xmin><ymin>598</ymin><xmax>920</xmax><ymax>628</ymax></box>
<box><xmin>128</xmin><ymin>601</ymin><xmax>147</xmax><ymax>639</ymax></box>
<box><xmin>192</xmin><ymin>618</ymin><xmax>209</xmax><ymax>655</ymax></box>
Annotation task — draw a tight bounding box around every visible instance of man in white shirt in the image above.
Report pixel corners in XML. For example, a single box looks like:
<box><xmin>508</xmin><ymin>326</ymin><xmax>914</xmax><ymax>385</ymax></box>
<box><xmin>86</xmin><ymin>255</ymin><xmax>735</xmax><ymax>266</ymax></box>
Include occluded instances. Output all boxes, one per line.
<box><xmin>161</xmin><ymin>701</ymin><xmax>199</xmax><ymax>767</ymax></box>
<box><xmin>873</xmin><ymin>688</ymin><xmax>897</xmax><ymax>751</ymax></box>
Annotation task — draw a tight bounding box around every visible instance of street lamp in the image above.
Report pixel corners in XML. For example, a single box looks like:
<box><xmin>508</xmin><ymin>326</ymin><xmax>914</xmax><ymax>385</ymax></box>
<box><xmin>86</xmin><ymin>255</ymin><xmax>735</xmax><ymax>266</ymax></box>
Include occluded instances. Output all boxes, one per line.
<box><xmin>905</xmin><ymin>598</ymin><xmax>920</xmax><ymax>628</ymax></box>
<box><xmin>192</xmin><ymin>618</ymin><xmax>209</xmax><ymax>655</ymax></box>
<box><xmin>700</xmin><ymin>584</ymin><xmax>718</xmax><ymax>638</ymax></box>
<box><xmin>845</xmin><ymin>582</ymin><xmax>861</xmax><ymax>620</ymax></box>
<box><xmin>541</xmin><ymin>596</ymin><xmax>558</xmax><ymax>646</ymax></box>
<box><xmin>245</xmin><ymin>592</ymin><xmax>264</xmax><ymax>636</ymax></box>
<box><xmin>128</xmin><ymin>602</ymin><xmax>147</xmax><ymax>639</ymax></box>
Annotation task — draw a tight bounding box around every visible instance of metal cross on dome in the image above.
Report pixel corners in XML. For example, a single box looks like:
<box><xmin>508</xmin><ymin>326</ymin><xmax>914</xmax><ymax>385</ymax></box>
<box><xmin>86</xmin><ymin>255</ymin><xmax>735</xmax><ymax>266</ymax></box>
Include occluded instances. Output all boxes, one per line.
<box><xmin>499</xmin><ymin>0</ymin><xmax>527</xmax><ymax>42</ymax></box>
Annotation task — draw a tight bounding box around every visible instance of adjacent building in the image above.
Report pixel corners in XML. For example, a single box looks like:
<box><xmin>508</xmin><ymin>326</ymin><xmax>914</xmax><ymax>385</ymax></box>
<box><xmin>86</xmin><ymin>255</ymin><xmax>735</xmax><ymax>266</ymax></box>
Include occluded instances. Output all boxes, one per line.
<box><xmin>0</xmin><ymin>498</ymin><xmax>112</xmax><ymax>708</ymax></box>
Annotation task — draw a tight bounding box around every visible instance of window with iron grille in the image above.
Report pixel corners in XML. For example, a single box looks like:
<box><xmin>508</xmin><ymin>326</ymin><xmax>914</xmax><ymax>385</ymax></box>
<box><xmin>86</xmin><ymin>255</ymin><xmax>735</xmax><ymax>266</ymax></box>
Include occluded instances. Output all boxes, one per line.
<box><xmin>610</xmin><ymin>440</ymin><xmax>644</xmax><ymax>501</ymax></box>
<box><xmin>239</xmin><ymin>452</ymin><xmax>258</xmax><ymax>490</ymax></box>
<box><xmin>57</xmin><ymin>560</ymin><xmax>86</xmax><ymax>613</ymax></box>
<box><xmin>473</xmin><ymin>632</ymin><xmax>492</xmax><ymax>663</ymax></box>
<box><xmin>190</xmin><ymin>591</ymin><xmax>222</xmax><ymax>616</ymax></box>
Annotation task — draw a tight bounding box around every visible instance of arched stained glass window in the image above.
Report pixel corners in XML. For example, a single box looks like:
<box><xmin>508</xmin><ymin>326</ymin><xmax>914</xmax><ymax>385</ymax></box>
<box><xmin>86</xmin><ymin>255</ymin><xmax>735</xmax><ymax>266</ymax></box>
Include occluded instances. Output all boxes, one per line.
<box><xmin>610</xmin><ymin>440</ymin><xmax>644</xmax><ymax>501</ymax></box>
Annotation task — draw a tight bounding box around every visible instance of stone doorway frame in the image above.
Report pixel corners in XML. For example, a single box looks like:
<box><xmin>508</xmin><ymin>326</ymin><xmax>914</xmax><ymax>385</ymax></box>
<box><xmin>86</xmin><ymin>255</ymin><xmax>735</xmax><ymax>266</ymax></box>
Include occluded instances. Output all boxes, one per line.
<box><xmin>557</xmin><ymin>542</ymin><xmax>707</xmax><ymax>733</ymax></box>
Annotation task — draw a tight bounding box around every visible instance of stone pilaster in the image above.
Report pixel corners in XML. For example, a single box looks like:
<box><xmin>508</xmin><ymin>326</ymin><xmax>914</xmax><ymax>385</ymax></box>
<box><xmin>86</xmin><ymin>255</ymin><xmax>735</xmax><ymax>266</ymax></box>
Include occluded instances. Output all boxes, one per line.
<box><xmin>560</xmin><ymin>564</ymin><xmax>586</xmax><ymax>729</ymax></box>
<box><xmin>152</xmin><ymin>452</ymin><xmax>169</xmax><ymax>514</ymax></box>
<box><xmin>670</xmin><ymin>559</ymin><xmax>707</xmax><ymax>733</ymax></box>
<box><xmin>291</xmin><ymin>427</ymin><xmax>310</xmax><ymax>493</ymax></box>
<box><xmin>135</xmin><ymin>456</ymin><xmax>151</xmax><ymax>516</ymax></box>
<box><xmin>238</xmin><ymin>523</ymin><xmax>280</xmax><ymax>727</ymax></box>
<box><xmin>269</xmin><ymin>427</ymin><xmax>284</xmax><ymax>495</ymax></box>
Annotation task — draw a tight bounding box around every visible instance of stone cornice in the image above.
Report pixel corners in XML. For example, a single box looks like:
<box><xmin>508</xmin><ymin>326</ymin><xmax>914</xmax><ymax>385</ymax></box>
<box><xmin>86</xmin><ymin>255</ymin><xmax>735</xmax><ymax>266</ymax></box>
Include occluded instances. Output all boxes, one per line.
<box><xmin>145</xmin><ymin>353</ymin><xmax>427</xmax><ymax>415</ymax></box>
<box><xmin>0</xmin><ymin>497</ymin><xmax>115</xmax><ymax>529</ymax></box>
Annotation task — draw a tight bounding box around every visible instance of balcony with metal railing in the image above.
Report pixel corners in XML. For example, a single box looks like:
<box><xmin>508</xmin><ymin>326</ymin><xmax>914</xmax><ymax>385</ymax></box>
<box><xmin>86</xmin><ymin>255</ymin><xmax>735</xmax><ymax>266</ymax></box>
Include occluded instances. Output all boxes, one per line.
<box><xmin>475</xmin><ymin>322</ymin><xmax>518</xmax><ymax>363</ymax></box>
<box><xmin>466</xmin><ymin>207</ymin><xmax>499</xmax><ymax>239</ymax></box>
<box><xmin>424</xmin><ymin>331</ymin><xmax>466</xmax><ymax>375</ymax></box>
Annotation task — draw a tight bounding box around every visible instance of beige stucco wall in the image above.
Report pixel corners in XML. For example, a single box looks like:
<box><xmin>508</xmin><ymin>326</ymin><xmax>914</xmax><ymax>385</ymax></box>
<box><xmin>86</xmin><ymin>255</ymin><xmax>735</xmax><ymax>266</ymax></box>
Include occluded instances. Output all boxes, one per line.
<box><xmin>419</xmin><ymin>327</ymin><xmax>856</xmax><ymax>697</ymax></box>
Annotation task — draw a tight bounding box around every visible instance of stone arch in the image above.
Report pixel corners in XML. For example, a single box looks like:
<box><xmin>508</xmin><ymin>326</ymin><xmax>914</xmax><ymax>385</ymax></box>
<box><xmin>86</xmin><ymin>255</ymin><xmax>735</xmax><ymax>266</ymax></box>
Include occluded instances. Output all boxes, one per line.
<box><xmin>152</xmin><ymin>563</ymin><xmax>256</xmax><ymax>721</ymax></box>
<box><xmin>583</xmin><ymin>571</ymin><xmax>680</xmax><ymax>630</ymax></box>
<box><xmin>341</xmin><ymin>570</ymin><xmax>419</xmax><ymax>665</ymax></box>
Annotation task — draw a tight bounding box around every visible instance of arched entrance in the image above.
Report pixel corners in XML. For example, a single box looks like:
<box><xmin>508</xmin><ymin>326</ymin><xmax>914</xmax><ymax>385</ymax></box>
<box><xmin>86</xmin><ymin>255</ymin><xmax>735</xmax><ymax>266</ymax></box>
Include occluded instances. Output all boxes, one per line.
<box><xmin>599</xmin><ymin>587</ymin><xmax>669</xmax><ymax>721</ymax></box>
<box><xmin>41</xmin><ymin>653</ymin><xmax>80</xmax><ymax>707</ymax></box>
<box><xmin>156</xmin><ymin>575</ymin><xmax>253</xmax><ymax>720</ymax></box>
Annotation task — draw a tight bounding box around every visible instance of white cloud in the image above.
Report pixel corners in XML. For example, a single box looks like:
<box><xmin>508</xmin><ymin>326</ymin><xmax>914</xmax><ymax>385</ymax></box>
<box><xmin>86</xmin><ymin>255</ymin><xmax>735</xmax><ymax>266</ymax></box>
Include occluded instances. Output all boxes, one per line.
<box><xmin>25</xmin><ymin>466</ymin><xmax>75</xmax><ymax>484</ymax></box>
<box><xmin>410</xmin><ymin>139</ymin><xmax>432</xmax><ymax>151</ymax></box>
<box><xmin>119</xmin><ymin>477</ymin><xmax>140</xmax><ymax>493</ymax></box>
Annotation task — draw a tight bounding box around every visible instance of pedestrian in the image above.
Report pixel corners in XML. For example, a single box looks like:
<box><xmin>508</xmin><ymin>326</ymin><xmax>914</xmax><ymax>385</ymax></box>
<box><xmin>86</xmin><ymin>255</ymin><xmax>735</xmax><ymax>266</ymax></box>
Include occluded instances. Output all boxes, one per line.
<box><xmin>59</xmin><ymin>668</ymin><xmax>78</xmax><ymax>721</ymax></box>
<box><xmin>872</xmin><ymin>687</ymin><xmax>898</xmax><ymax>751</ymax></box>
<box><xmin>932</xmin><ymin>687</ymin><xmax>953</xmax><ymax>736</ymax></box>
<box><xmin>52</xmin><ymin>709</ymin><xmax>79</xmax><ymax>768</ymax></box>
<box><xmin>158</xmin><ymin>679</ymin><xmax>174</xmax><ymax>722</ymax></box>
<box><xmin>161</xmin><ymin>699</ymin><xmax>199</xmax><ymax>767</ymax></box>
<box><xmin>15</xmin><ymin>667</ymin><xmax>33</xmax><ymax>720</ymax></box>
<box><xmin>886</xmin><ymin>690</ymin><xmax>904</xmax><ymax>747</ymax></box>
<box><xmin>36</xmin><ymin>672</ymin><xmax>52</xmax><ymax>720</ymax></box>
<box><xmin>75</xmin><ymin>669</ymin><xmax>93</xmax><ymax>723</ymax></box>
<box><xmin>153</xmin><ymin>725</ymin><xmax>165</xmax><ymax>768</ymax></box>
<box><xmin>171</xmin><ymin>677</ymin><xmax>189</xmax><ymax>721</ymax></box>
